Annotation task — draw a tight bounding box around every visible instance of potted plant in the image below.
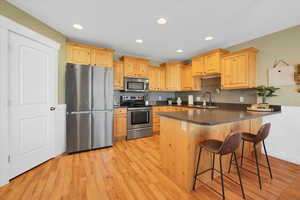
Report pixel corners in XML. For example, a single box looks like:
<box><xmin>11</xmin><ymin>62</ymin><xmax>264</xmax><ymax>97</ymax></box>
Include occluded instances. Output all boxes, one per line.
<box><xmin>255</xmin><ymin>85</ymin><xmax>280</xmax><ymax>104</ymax></box>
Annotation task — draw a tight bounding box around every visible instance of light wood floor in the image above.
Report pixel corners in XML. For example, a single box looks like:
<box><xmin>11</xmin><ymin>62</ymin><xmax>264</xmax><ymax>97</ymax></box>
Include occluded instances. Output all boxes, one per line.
<box><xmin>1</xmin><ymin>135</ymin><xmax>300</xmax><ymax>200</ymax></box>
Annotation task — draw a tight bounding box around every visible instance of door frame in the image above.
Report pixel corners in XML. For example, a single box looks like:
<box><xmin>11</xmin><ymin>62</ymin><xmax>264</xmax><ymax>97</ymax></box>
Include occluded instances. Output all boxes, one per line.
<box><xmin>0</xmin><ymin>15</ymin><xmax>60</xmax><ymax>186</ymax></box>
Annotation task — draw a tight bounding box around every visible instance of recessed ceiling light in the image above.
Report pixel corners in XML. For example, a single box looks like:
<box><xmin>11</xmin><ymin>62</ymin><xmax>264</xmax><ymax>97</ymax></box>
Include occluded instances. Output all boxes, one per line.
<box><xmin>157</xmin><ymin>18</ymin><xmax>167</xmax><ymax>25</ymax></box>
<box><xmin>73</xmin><ymin>24</ymin><xmax>83</xmax><ymax>30</ymax></box>
<box><xmin>176</xmin><ymin>49</ymin><xmax>183</xmax><ymax>53</ymax></box>
<box><xmin>135</xmin><ymin>39</ymin><xmax>143</xmax><ymax>44</ymax></box>
<box><xmin>205</xmin><ymin>36</ymin><xmax>214</xmax><ymax>41</ymax></box>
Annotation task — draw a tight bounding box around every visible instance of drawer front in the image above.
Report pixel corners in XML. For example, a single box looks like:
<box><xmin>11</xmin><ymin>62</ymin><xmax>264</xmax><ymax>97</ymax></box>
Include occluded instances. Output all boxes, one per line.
<box><xmin>114</xmin><ymin>108</ymin><xmax>127</xmax><ymax>114</ymax></box>
<box><xmin>153</xmin><ymin>116</ymin><xmax>160</xmax><ymax>123</ymax></box>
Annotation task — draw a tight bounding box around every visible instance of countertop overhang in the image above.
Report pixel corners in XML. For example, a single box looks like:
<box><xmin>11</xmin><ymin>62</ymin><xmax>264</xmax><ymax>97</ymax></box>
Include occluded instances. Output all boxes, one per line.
<box><xmin>158</xmin><ymin>108</ymin><xmax>281</xmax><ymax>126</ymax></box>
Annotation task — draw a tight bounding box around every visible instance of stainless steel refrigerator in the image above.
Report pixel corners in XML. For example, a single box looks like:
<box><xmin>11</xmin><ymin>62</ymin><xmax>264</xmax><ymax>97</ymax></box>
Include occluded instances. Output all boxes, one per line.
<box><xmin>66</xmin><ymin>63</ymin><xmax>113</xmax><ymax>153</ymax></box>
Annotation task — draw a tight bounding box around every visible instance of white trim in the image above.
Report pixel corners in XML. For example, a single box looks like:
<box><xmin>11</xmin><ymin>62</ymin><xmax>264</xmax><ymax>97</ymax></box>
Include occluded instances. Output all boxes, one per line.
<box><xmin>0</xmin><ymin>26</ymin><xmax>9</xmax><ymax>187</ymax></box>
<box><xmin>0</xmin><ymin>15</ymin><xmax>60</xmax><ymax>50</ymax></box>
<box><xmin>0</xmin><ymin>15</ymin><xmax>60</xmax><ymax>187</ymax></box>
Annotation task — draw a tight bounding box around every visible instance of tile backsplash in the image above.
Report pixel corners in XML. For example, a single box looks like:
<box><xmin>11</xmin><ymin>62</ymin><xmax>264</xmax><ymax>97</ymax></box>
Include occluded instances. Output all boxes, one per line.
<box><xmin>175</xmin><ymin>78</ymin><xmax>257</xmax><ymax>104</ymax></box>
<box><xmin>114</xmin><ymin>77</ymin><xmax>258</xmax><ymax>105</ymax></box>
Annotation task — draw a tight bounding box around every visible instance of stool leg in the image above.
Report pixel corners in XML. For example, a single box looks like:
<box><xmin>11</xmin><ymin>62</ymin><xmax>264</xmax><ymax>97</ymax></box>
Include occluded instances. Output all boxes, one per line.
<box><xmin>240</xmin><ymin>140</ymin><xmax>245</xmax><ymax>167</ymax></box>
<box><xmin>193</xmin><ymin>147</ymin><xmax>202</xmax><ymax>190</ymax></box>
<box><xmin>219</xmin><ymin>155</ymin><xmax>225</xmax><ymax>200</ymax></box>
<box><xmin>228</xmin><ymin>153</ymin><xmax>233</xmax><ymax>173</ymax></box>
<box><xmin>212</xmin><ymin>153</ymin><xmax>215</xmax><ymax>180</ymax></box>
<box><xmin>263</xmin><ymin>140</ymin><xmax>273</xmax><ymax>179</ymax></box>
<box><xmin>234</xmin><ymin>152</ymin><xmax>245</xmax><ymax>199</ymax></box>
<box><xmin>253</xmin><ymin>143</ymin><xmax>262</xmax><ymax>189</ymax></box>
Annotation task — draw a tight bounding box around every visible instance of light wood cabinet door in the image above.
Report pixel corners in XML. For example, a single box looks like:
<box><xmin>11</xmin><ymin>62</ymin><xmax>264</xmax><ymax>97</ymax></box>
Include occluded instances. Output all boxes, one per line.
<box><xmin>123</xmin><ymin>57</ymin><xmax>136</xmax><ymax>77</ymax></box>
<box><xmin>221</xmin><ymin>48</ymin><xmax>258</xmax><ymax>89</ymax></box>
<box><xmin>113</xmin><ymin>61</ymin><xmax>124</xmax><ymax>90</ymax></box>
<box><xmin>138</xmin><ymin>60</ymin><xmax>149</xmax><ymax>78</ymax></box>
<box><xmin>205</xmin><ymin>53</ymin><xmax>220</xmax><ymax>74</ymax></box>
<box><xmin>91</xmin><ymin>48</ymin><xmax>113</xmax><ymax>67</ymax></box>
<box><xmin>149</xmin><ymin>66</ymin><xmax>159</xmax><ymax>91</ymax></box>
<box><xmin>113</xmin><ymin>108</ymin><xmax>127</xmax><ymax>138</ymax></box>
<box><xmin>158</xmin><ymin>66</ymin><xmax>166</xmax><ymax>91</ymax></box>
<box><xmin>192</xmin><ymin>56</ymin><xmax>205</xmax><ymax>76</ymax></box>
<box><xmin>181</xmin><ymin>64</ymin><xmax>193</xmax><ymax>91</ymax></box>
<box><xmin>165</xmin><ymin>62</ymin><xmax>182</xmax><ymax>91</ymax></box>
<box><xmin>67</xmin><ymin>42</ymin><xmax>91</xmax><ymax>65</ymax></box>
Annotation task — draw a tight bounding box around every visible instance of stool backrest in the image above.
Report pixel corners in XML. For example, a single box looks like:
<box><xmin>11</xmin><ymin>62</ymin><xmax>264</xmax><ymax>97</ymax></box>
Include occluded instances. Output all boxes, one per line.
<box><xmin>219</xmin><ymin>132</ymin><xmax>241</xmax><ymax>155</ymax></box>
<box><xmin>255</xmin><ymin>123</ymin><xmax>271</xmax><ymax>143</ymax></box>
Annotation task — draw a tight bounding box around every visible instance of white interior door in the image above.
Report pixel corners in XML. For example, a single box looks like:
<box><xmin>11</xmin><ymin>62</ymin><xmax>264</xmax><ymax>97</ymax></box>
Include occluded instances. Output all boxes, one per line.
<box><xmin>8</xmin><ymin>31</ymin><xmax>56</xmax><ymax>179</ymax></box>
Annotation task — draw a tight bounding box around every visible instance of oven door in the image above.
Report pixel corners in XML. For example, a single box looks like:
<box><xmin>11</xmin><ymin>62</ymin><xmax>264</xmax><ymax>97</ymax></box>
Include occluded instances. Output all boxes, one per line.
<box><xmin>128</xmin><ymin>108</ymin><xmax>152</xmax><ymax>129</ymax></box>
<box><xmin>124</xmin><ymin>77</ymin><xmax>149</xmax><ymax>92</ymax></box>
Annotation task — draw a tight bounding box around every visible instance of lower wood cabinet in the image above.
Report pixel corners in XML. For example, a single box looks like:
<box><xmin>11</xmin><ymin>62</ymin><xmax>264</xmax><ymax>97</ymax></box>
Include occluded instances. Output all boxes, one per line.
<box><xmin>113</xmin><ymin>108</ymin><xmax>127</xmax><ymax>140</ymax></box>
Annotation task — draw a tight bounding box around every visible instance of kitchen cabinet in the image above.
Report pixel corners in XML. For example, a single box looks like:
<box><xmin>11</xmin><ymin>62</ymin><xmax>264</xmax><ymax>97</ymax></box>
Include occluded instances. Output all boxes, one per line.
<box><xmin>221</xmin><ymin>47</ymin><xmax>258</xmax><ymax>89</ymax></box>
<box><xmin>192</xmin><ymin>49</ymin><xmax>229</xmax><ymax>76</ymax></box>
<box><xmin>149</xmin><ymin>65</ymin><xmax>166</xmax><ymax>91</ymax></box>
<box><xmin>91</xmin><ymin>48</ymin><xmax>114</xmax><ymax>67</ymax></box>
<box><xmin>164</xmin><ymin>62</ymin><xmax>183</xmax><ymax>91</ymax></box>
<box><xmin>113</xmin><ymin>108</ymin><xmax>127</xmax><ymax>140</ymax></box>
<box><xmin>149</xmin><ymin>66</ymin><xmax>160</xmax><ymax>91</ymax></box>
<box><xmin>181</xmin><ymin>63</ymin><xmax>201</xmax><ymax>91</ymax></box>
<box><xmin>113</xmin><ymin>61</ymin><xmax>124</xmax><ymax>90</ymax></box>
<box><xmin>122</xmin><ymin>56</ymin><xmax>149</xmax><ymax>78</ymax></box>
<box><xmin>67</xmin><ymin>42</ymin><xmax>91</xmax><ymax>65</ymax></box>
<box><xmin>66</xmin><ymin>41</ymin><xmax>114</xmax><ymax>66</ymax></box>
<box><xmin>192</xmin><ymin>56</ymin><xmax>205</xmax><ymax>76</ymax></box>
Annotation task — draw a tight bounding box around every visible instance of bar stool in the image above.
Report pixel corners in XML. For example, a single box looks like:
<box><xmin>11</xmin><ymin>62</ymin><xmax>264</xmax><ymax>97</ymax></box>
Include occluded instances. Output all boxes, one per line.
<box><xmin>193</xmin><ymin>133</ymin><xmax>245</xmax><ymax>200</ymax></box>
<box><xmin>228</xmin><ymin>123</ymin><xmax>272</xmax><ymax>190</ymax></box>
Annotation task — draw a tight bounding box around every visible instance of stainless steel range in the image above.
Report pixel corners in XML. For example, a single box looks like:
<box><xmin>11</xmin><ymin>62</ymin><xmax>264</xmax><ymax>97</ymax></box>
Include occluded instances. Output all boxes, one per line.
<box><xmin>120</xmin><ymin>96</ymin><xmax>152</xmax><ymax>140</ymax></box>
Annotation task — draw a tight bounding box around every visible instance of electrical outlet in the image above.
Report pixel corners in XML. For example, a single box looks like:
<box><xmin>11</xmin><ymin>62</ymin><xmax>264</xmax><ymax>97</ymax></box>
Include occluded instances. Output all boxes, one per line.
<box><xmin>240</xmin><ymin>96</ymin><xmax>244</xmax><ymax>103</ymax></box>
<box><xmin>158</xmin><ymin>96</ymin><xmax>162</xmax><ymax>101</ymax></box>
<box><xmin>196</xmin><ymin>96</ymin><xmax>201</xmax><ymax>102</ymax></box>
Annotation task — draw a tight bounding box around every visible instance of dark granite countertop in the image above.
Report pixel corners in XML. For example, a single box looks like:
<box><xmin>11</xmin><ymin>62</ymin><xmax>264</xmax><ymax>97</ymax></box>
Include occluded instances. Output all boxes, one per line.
<box><xmin>158</xmin><ymin>108</ymin><xmax>281</xmax><ymax>126</ymax></box>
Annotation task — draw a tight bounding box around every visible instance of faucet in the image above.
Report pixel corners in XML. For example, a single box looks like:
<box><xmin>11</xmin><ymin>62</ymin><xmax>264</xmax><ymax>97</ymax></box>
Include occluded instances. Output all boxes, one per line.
<box><xmin>202</xmin><ymin>91</ymin><xmax>213</xmax><ymax>106</ymax></box>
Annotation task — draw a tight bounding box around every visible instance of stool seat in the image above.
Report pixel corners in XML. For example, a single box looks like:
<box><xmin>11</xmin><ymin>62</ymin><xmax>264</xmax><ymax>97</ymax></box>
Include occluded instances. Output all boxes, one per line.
<box><xmin>241</xmin><ymin>132</ymin><xmax>257</xmax><ymax>142</ymax></box>
<box><xmin>200</xmin><ymin>139</ymin><xmax>223</xmax><ymax>154</ymax></box>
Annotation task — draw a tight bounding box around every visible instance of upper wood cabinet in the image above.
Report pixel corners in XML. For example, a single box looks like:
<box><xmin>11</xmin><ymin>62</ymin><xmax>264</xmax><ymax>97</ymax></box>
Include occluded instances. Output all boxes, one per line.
<box><xmin>122</xmin><ymin>56</ymin><xmax>149</xmax><ymax>78</ymax></box>
<box><xmin>149</xmin><ymin>65</ymin><xmax>166</xmax><ymax>91</ymax></box>
<box><xmin>164</xmin><ymin>62</ymin><xmax>183</xmax><ymax>91</ymax></box>
<box><xmin>66</xmin><ymin>42</ymin><xmax>114</xmax><ymax>67</ymax></box>
<box><xmin>113</xmin><ymin>61</ymin><xmax>124</xmax><ymax>90</ymax></box>
<box><xmin>91</xmin><ymin>48</ymin><xmax>113</xmax><ymax>67</ymax></box>
<box><xmin>192</xmin><ymin>49</ymin><xmax>229</xmax><ymax>76</ymax></box>
<box><xmin>67</xmin><ymin>42</ymin><xmax>91</xmax><ymax>65</ymax></box>
<box><xmin>181</xmin><ymin>63</ymin><xmax>201</xmax><ymax>91</ymax></box>
<box><xmin>221</xmin><ymin>47</ymin><xmax>258</xmax><ymax>89</ymax></box>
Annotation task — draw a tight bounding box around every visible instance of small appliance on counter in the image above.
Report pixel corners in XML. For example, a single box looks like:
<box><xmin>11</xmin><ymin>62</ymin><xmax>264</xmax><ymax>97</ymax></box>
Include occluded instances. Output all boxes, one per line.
<box><xmin>188</xmin><ymin>95</ymin><xmax>194</xmax><ymax>105</ymax></box>
<box><xmin>120</xmin><ymin>96</ymin><xmax>152</xmax><ymax>140</ymax></box>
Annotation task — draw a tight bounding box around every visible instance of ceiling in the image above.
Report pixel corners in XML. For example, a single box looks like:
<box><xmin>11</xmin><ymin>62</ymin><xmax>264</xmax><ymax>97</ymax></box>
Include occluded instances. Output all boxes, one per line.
<box><xmin>8</xmin><ymin>0</ymin><xmax>300</xmax><ymax>62</ymax></box>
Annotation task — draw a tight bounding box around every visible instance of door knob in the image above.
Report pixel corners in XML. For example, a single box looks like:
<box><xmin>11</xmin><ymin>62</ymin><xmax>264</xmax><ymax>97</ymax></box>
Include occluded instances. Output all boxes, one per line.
<box><xmin>50</xmin><ymin>107</ymin><xmax>56</xmax><ymax>111</ymax></box>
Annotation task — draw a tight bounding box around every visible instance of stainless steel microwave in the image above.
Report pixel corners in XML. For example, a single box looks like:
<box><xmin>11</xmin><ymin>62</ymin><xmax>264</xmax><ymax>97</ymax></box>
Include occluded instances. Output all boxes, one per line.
<box><xmin>124</xmin><ymin>77</ymin><xmax>149</xmax><ymax>92</ymax></box>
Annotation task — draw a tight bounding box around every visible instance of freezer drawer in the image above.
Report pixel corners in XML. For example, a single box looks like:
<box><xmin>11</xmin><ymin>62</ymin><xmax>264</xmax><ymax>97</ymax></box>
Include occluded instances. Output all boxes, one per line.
<box><xmin>92</xmin><ymin>111</ymin><xmax>113</xmax><ymax>149</ymax></box>
<box><xmin>67</xmin><ymin>112</ymin><xmax>92</xmax><ymax>153</ymax></box>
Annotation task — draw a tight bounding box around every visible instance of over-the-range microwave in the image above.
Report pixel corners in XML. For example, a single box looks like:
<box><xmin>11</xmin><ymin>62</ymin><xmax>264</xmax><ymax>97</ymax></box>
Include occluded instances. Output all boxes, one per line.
<box><xmin>124</xmin><ymin>77</ymin><xmax>149</xmax><ymax>92</ymax></box>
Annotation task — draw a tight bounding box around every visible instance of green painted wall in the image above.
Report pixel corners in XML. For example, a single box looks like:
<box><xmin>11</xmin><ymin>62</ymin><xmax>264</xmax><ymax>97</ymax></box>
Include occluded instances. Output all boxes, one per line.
<box><xmin>0</xmin><ymin>0</ymin><xmax>67</xmax><ymax>104</ymax></box>
<box><xmin>227</xmin><ymin>25</ymin><xmax>300</xmax><ymax>106</ymax></box>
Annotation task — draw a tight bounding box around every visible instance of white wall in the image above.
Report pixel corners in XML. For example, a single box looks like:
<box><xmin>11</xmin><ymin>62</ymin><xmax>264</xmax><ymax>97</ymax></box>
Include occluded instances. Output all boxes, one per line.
<box><xmin>263</xmin><ymin>106</ymin><xmax>300</xmax><ymax>165</ymax></box>
<box><xmin>54</xmin><ymin>104</ymin><xmax>66</xmax><ymax>156</ymax></box>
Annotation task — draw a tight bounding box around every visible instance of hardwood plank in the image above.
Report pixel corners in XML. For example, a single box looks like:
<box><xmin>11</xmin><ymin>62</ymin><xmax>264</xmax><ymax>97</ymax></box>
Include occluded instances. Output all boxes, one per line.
<box><xmin>0</xmin><ymin>135</ymin><xmax>299</xmax><ymax>200</ymax></box>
